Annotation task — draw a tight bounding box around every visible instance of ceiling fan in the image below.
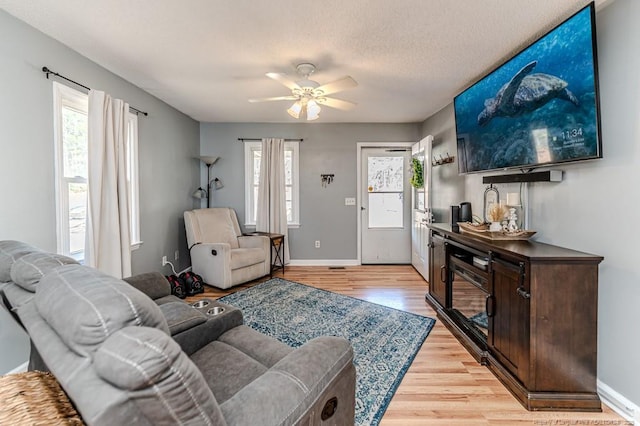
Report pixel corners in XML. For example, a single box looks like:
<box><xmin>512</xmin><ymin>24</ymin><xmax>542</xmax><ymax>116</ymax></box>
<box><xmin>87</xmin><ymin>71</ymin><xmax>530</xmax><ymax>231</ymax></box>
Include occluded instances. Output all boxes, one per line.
<box><xmin>249</xmin><ymin>63</ymin><xmax>357</xmax><ymax>121</ymax></box>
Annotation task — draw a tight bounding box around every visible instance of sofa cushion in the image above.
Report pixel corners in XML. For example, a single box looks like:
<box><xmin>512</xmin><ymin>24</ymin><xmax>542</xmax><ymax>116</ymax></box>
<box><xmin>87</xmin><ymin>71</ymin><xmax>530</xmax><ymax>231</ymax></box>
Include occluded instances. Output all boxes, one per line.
<box><xmin>187</xmin><ymin>324</ymin><xmax>295</xmax><ymax>407</ymax></box>
<box><xmin>230</xmin><ymin>248</ymin><xmax>265</xmax><ymax>270</ymax></box>
<box><xmin>11</xmin><ymin>252</ymin><xmax>78</xmax><ymax>292</ymax></box>
<box><xmin>35</xmin><ymin>264</ymin><xmax>169</xmax><ymax>357</ymax></box>
<box><xmin>0</xmin><ymin>240</ymin><xmax>42</xmax><ymax>282</ymax></box>
<box><xmin>220</xmin><ymin>336</ymin><xmax>354</xmax><ymax>426</ymax></box>
<box><xmin>94</xmin><ymin>326</ymin><xmax>226</xmax><ymax>425</ymax></box>
<box><xmin>191</xmin><ymin>340</ymin><xmax>268</xmax><ymax>404</ymax></box>
<box><xmin>159</xmin><ymin>302</ymin><xmax>207</xmax><ymax>335</ymax></box>
<box><xmin>218</xmin><ymin>325</ymin><xmax>292</xmax><ymax>368</ymax></box>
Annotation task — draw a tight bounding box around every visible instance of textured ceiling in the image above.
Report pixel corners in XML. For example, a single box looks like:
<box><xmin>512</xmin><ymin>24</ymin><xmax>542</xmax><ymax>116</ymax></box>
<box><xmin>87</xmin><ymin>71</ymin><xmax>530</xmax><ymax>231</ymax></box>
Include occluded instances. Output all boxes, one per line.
<box><xmin>0</xmin><ymin>0</ymin><xmax>611</xmax><ymax>123</ymax></box>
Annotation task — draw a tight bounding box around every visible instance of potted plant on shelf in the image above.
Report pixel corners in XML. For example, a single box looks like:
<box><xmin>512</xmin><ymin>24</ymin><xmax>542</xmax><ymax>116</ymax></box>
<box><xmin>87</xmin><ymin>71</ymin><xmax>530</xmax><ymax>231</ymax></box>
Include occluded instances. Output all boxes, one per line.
<box><xmin>410</xmin><ymin>158</ymin><xmax>424</xmax><ymax>189</ymax></box>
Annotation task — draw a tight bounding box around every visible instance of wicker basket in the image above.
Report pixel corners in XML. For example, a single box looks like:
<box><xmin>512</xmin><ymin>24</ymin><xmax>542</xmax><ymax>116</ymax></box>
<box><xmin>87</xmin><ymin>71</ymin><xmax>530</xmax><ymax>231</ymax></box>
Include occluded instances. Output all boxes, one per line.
<box><xmin>0</xmin><ymin>371</ymin><xmax>83</xmax><ymax>425</ymax></box>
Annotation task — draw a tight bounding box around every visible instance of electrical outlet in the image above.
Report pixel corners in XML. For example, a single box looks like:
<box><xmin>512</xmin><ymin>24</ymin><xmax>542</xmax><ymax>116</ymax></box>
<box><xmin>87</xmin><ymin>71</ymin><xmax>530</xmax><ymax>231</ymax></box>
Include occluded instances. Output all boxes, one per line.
<box><xmin>162</xmin><ymin>255</ymin><xmax>168</xmax><ymax>266</ymax></box>
<box><xmin>315</xmin><ymin>240</ymin><xmax>320</xmax><ymax>248</ymax></box>
<box><xmin>345</xmin><ymin>197</ymin><xmax>356</xmax><ymax>206</ymax></box>
<box><xmin>174</xmin><ymin>250</ymin><xmax>180</xmax><ymax>261</ymax></box>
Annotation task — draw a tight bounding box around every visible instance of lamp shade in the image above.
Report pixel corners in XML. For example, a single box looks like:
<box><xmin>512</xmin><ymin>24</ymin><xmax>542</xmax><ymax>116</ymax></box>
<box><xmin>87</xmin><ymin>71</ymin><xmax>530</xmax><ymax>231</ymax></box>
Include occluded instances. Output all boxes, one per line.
<box><xmin>192</xmin><ymin>187</ymin><xmax>207</xmax><ymax>199</ymax></box>
<box><xmin>199</xmin><ymin>156</ymin><xmax>219</xmax><ymax>166</ymax></box>
<box><xmin>306</xmin><ymin>100</ymin><xmax>320</xmax><ymax>121</ymax></box>
<box><xmin>287</xmin><ymin>101</ymin><xmax>302</xmax><ymax>119</ymax></box>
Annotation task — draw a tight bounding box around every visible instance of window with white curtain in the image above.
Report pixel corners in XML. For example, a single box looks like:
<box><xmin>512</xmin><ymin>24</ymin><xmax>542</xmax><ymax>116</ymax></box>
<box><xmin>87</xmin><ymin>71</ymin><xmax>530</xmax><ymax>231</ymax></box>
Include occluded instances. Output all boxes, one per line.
<box><xmin>126</xmin><ymin>113</ymin><xmax>141</xmax><ymax>248</ymax></box>
<box><xmin>243</xmin><ymin>141</ymin><xmax>299</xmax><ymax>227</ymax></box>
<box><xmin>53</xmin><ymin>82</ymin><xmax>141</xmax><ymax>261</ymax></box>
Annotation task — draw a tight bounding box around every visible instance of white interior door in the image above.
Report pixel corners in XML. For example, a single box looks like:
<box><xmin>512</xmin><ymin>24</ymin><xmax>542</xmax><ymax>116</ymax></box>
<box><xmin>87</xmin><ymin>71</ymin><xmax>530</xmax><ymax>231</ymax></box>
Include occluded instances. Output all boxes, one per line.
<box><xmin>361</xmin><ymin>147</ymin><xmax>411</xmax><ymax>264</ymax></box>
<box><xmin>411</xmin><ymin>135</ymin><xmax>433</xmax><ymax>280</ymax></box>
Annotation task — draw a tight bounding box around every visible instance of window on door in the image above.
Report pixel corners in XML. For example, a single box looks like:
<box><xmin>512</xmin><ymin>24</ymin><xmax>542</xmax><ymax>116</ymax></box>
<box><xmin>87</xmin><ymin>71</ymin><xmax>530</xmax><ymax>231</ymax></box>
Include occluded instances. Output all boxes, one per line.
<box><xmin>243</xmin><ymin>141</ymin><xmax>299</xmax><ymax>227</ymax></box>
<box><xmin>53</xmin><ymin>82</ymin><xmax>141</xmax><ymax>261</ymax></box>
<box><xmin>367</xmin><ymin>156</ymin><xmax>404</xmax><ymax>228</ymax></box>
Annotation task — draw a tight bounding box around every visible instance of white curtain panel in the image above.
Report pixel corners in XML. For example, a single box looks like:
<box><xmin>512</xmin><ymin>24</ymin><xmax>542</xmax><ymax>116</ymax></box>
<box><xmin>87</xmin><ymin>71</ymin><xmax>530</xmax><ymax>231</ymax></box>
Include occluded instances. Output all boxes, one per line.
<box><xmin>85</xmin><ymin>90</ymin><xmax>132</xmax><ymax>278</ymax></box>
<box><xmin>256</xmin><ymin>138</ymin><xmax>290</xmax><ymax>263</ymax></box>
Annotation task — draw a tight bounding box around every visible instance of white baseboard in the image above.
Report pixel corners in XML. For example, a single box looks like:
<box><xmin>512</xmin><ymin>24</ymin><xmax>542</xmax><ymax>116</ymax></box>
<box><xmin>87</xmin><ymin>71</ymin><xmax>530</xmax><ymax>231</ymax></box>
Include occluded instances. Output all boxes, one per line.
<box><xmin>598</xmin><ymin>379</ymin><xmax>639</xmax><ymax>424</ymax></box>
<box><xmin>288</xmin><ymin>259</ymin><xmax>360</xmax><ymax>267</ymax></box>
<box><xmin>7</xmin><ymin>361</ymin><xmax>28</xmax><ymax>375</ymax></box>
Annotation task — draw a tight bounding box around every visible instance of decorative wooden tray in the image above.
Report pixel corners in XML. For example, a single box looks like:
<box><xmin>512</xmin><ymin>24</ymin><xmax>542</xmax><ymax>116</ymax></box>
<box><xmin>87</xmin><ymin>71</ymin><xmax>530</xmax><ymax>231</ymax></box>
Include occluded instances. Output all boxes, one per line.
<box><xmin>457</xmin><ymin>222</ymin><xmax>536</xmax><ymax>241</ymax></box>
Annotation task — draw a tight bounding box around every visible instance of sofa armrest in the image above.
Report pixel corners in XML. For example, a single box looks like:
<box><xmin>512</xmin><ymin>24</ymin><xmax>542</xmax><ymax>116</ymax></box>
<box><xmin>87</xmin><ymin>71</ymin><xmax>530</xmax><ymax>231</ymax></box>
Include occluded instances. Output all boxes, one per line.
<box><xmin>220</xmin><ymin>336</ymin><xmax>355</xmax><ymax>425</ymax></box>
<box><xmin>123</xmin><ymin>272</ymin><xmax>171</xmax><ymax>301</ymax></box>
<box><xmin>237</xmin><ymin>235</ymin><xmax>269</xmax><ymax>250</ymax></box>
<box><xmin>173</xmin><ymin>305</ymin><xmax>244</xmax><ymax>355</ymax></box>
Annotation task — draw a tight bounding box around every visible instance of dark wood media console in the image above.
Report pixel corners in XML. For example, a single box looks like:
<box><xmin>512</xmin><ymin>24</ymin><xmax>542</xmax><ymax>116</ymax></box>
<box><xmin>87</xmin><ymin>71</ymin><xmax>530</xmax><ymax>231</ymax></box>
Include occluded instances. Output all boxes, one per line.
<box><xmin>426</xmin><ymin>223</ymin><xmax>603</xmax><ymax>411</ymax></box>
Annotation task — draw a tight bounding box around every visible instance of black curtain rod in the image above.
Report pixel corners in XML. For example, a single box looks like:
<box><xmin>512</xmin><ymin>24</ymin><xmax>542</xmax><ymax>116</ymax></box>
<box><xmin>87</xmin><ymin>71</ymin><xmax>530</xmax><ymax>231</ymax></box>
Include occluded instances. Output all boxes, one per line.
<box><xmin>237</xmin><ymin>138</ymin><xmax>303</xmax><ymax>142</ymax></box>
<box><xmin>42</xmin><ymin>66</ymin><xmax>148</xmax><ymax>116</ymax></box>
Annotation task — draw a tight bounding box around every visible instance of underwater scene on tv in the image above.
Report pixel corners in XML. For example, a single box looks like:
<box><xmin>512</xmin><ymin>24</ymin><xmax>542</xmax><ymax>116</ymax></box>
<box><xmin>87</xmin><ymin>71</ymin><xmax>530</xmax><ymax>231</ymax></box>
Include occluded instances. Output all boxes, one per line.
<box><xmin>454</xmin><ymin>6</ymin><xmax>600</xmax><ymax>174</ymax></box>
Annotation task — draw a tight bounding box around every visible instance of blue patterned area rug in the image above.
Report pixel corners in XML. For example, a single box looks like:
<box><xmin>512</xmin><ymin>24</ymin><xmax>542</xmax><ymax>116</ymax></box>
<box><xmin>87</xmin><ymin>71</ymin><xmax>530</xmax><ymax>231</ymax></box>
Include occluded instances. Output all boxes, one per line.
<box><xmin>218</xmin><ymin>278</ymin><xmax>436</xmax><ymax>426</ymax></box>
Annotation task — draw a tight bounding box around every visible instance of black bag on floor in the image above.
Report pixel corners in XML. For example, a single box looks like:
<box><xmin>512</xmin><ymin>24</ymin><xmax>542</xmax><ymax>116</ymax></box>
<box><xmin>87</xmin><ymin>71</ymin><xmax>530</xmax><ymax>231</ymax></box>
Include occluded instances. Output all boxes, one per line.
<box><xmin>166</xmin><ymin>274</ymin><xmax>186</xmax><ymax>299</ymax></box>
<box><xmin>179</xmin><ymin>271</ymin><xmax>204</xmax><ymax>296</ymax></box>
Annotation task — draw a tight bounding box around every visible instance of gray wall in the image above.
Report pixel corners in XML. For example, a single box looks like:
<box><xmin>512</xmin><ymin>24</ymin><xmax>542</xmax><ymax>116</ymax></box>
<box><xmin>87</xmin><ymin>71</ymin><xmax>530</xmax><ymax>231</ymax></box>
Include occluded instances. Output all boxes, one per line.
<box><xmin>420</xmin><ymin>104</ymin><xmax>466</xmax><ymax>223</ymax></box>
<box><xmin>420</xmin><ymin>0</ymin><xmax>640</xmax><ymax>408</ymax></box>
<box><xmin>0</xmin><ymin>10</ymin><xmax>200</xmax><ymax>373</ymax></box>
<box><xmin>200</xmin><ymin>123</ymin><xmax>419</xmax><ymax>260</ymax></box>
<box><xmin>0</xmin><ymin>302</ymin><xmax>29</xmax><ymax>374</ymax></box>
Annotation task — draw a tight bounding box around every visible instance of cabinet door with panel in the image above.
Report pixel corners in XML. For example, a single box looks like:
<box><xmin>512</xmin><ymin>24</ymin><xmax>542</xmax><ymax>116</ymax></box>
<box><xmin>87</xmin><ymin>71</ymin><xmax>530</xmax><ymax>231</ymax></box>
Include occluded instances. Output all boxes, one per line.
<box><xmin>428</xmin><ymin>232</ymin><xmax>447</xmax><ymax>308</ymax></box>
<box><xmin>489</xmin><ymin>258</ymin><xmax>530</xmax><ymax>385</ymax></box>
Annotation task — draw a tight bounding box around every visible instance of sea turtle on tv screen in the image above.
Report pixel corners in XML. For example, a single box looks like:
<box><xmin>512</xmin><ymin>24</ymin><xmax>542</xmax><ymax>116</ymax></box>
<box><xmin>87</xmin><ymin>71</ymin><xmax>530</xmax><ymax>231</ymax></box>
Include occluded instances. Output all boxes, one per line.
<box><xmin>477</xmin><ymin>60</ymin><xmax>579</xmax><ymax>126</ymax></box>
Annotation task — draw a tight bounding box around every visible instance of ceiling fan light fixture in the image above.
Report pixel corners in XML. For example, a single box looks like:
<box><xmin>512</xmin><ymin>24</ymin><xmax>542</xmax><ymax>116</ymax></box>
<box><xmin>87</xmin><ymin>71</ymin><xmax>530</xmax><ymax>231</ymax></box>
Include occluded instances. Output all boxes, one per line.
<box><xmin>251</xmin><ymin>63</ymin><xmax>357</xmax><ymax>121</ymax></box>
<box><xmin>306</xmin><ymin>100</ymin><xmax>321</xmax><ymax>121</ymax></box>
<box><xmin>287</xmin><ymin>101</ymin><xmax>302</xmax><ymax>119</ymax></box>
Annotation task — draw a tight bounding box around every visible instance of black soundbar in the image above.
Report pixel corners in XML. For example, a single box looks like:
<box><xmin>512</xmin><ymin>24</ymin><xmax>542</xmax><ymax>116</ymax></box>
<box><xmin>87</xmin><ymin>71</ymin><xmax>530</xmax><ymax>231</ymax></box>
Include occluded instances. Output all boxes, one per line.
<box><xmin>482</xmin><ymin>170</ymin><xmax>563</xmax><ymax>184</ymax></box>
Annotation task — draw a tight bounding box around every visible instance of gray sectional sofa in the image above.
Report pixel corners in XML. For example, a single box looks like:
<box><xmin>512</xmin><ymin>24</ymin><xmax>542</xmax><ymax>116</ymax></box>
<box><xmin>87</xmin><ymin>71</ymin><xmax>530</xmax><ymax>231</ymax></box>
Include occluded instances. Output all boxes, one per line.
<box><xmin>0</xmin><ymin>240</ymin><xmax>356</xmax><ymax>425</ymax></box>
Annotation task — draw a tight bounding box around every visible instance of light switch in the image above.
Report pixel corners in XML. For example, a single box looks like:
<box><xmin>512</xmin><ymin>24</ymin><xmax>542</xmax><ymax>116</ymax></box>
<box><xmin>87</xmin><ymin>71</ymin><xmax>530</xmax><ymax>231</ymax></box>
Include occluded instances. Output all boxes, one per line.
<box><xmin>345</xmin><ymin>197</ymin><xmax>356</xmax><ymax>206</ymax></box>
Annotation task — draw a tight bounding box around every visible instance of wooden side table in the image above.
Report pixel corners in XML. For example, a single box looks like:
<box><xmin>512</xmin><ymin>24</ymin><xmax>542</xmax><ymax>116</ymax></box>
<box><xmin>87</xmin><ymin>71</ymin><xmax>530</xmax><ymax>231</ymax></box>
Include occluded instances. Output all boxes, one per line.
<box><xmin>244</xmin><ymin>232</ymin><xmax>285</xmax><ymax>278</ymax></box>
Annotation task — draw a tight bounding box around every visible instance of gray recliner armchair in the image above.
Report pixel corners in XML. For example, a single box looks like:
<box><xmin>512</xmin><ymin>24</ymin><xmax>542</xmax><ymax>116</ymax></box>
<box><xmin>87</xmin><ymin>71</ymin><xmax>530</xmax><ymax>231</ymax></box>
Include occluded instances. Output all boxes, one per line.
<box><xmin>0</xmin><ymin>240</ymin><xmax>356</xmax><ymax>425</ymax></box>
<box><xmin>185</xmin><ymin>208</ymin><xmax>271</xmax><ymax>289</ymax></box>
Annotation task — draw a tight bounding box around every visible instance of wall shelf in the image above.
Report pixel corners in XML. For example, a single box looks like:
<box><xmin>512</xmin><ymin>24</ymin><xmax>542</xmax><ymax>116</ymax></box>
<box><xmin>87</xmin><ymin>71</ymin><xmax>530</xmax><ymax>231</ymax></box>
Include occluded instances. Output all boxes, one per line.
<box><xmin>432</xmin><ymin>153</ymin><xmax>455</xmax><ymax>167</ymax></box>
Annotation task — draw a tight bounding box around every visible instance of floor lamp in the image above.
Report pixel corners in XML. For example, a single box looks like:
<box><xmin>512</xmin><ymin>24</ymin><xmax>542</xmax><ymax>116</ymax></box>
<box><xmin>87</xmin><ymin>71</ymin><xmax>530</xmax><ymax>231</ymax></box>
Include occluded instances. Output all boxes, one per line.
<box><xmin>194</xmin><ymin>156</ymin><xmax>218</xmax><ymax>208</ymax></box>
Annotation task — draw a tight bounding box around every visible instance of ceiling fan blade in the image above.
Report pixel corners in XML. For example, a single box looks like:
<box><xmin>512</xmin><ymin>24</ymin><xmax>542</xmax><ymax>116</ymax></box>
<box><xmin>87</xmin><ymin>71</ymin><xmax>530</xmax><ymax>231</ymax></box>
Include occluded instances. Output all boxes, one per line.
<box><xmin>318</xmin><ymin>97</ymin><xmax>357</xmax><ymax>110</ymax></box>
<box><xmin>249</xmin><ymin>96</ymin><xmax>298</xmax><ymax>103</ymax></box>
<box><xmin>315</xmin><ymin>76</ymin><xmax>358</xmax><ymax>96</ymax></box>
<box><xmin>265</xmin><ymin>73</ymin><xmax>301</xmax><ymax>91</ymax></box>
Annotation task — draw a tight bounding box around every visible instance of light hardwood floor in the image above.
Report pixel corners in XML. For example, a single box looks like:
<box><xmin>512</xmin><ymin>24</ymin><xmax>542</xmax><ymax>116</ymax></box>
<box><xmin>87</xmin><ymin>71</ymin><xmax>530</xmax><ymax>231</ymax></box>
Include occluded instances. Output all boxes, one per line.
<box><xmin>188</xmin><ymin>265</ymin><xmax>628</xmax><ymax>426</ymax></box>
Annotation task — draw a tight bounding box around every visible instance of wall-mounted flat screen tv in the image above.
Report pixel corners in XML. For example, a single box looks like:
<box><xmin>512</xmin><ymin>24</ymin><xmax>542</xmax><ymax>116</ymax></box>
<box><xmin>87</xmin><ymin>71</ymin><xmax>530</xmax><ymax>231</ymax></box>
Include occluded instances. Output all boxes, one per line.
<box><xmin>454</xmin><ymin>3</ymin><xmax>602</xmax><ymax>174</ymax></box>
